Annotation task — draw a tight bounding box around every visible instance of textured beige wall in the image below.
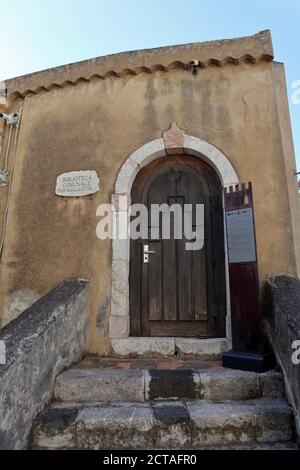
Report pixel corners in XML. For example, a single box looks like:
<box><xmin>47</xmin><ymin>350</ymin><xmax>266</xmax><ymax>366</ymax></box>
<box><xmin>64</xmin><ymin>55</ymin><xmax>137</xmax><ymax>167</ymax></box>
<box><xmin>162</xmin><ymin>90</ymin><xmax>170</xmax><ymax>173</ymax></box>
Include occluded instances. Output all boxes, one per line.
<box><xmin>272</xmin><ymin>62</ymin><xmax>300</xmax><ymax>277</ymax></box>
<box><xmin>0</xmin><ymin>33</ymin><xmax>298</xmax><ymax>355</ymax></box>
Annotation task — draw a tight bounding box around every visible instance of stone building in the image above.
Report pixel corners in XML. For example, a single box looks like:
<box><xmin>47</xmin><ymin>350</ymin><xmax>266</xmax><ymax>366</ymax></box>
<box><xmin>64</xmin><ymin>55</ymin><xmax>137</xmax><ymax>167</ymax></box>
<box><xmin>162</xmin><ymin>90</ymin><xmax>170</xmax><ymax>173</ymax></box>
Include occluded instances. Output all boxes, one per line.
<box><xmin>0</xmin><ymin>30</ymin><xmax>299</xmax><ymax>449</ymax></box>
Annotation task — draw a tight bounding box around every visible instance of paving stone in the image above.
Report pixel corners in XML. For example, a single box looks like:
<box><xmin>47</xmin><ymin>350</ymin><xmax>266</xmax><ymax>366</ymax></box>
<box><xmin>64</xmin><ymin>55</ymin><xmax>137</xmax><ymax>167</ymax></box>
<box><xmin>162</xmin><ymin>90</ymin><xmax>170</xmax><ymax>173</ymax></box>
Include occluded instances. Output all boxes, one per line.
<box><xmin>254</xmin><ymin>398</ymin><xmax>294</xmax><ymax>443</ymax></box>
<box><xmin>130</xmin><ymin>359</ymin><xmax>157</xmax><ymax>369</ymax></box>
<box><xmin>155</xmin><ymin>360</ymin><xmax>185</xmax><ymax>369</ymax></box>
<box><xmin>146</xmin><ymin>369</ymin><xmax>199</xmax><ymax>401</ymax></box>
<box><xmin>31</xmin><ymin>404</ymin><xmax>82</xmax><ymax>450</ymax></box>
<box><xmin>260</xmin><ymin>371</ymin><xmax>284</xmax><ymax>397</ymax></box>
<box><xmin>153</xmin><ymin>402</ymin><xmax>191</xmax><ymax>449</ymax></box>
<box><xmin>55</xmin><ymin>363</ymin><xmax>286</xmax><ymax>404</ymax></box>
<box><xmin>76</xmin><ymin>403</ymin><xmax>153</xmax><ymax>449</ymax></box>
<box><xmin>31</xmin><ymin>397</ymin><xmax>295</xmax><ymax>449</ymax></box>
<box><xmin>77</xmin><ymin>356</ymin><xmax>222</xmax><ymax>370</ymax></box>
<box><xmin>183</xmin><ymin>359</ymin><xmax>222</xmax><ymax>369</ymax></box>
<box><xmin>176</xmin><ymin>338</ymin><xmax>230</xmax><ymax>358</ymax></box>
<box><xmin>111</xmin><ymin>337</ymin><xmax>175</xmax><ymax>357</ymax></box>
<box><xmin>188</xmin><ymin>398</ymin><xmax>293</xmax><ymax>447</ymax></box>
<box><xmin>77</xmin><ymin>357</ymin><xmax>118</xmax><ymax>368</ymax></box>
<box><xmin>195</xmin><ymin>442</ymin><xmax>298</xmax><ymax>450</ymax></box>
<box><xmin>55</xmin><ymin>368</ymin><xmax>145</xmax><ymax>402</ymax></box>
<box><xmin>199</xmin><ymin>369</ymin><xmax>261</xmax><ymax>401</ymax></box>
<box><xmin>188</xmin><ymin>400</ymin><xmax>257</xmax><ymax>447</ymax></box>
<box><xmin>115</xmin><ymin>361</ymin><xmax>132</xmax><ymax>369</ymax></box>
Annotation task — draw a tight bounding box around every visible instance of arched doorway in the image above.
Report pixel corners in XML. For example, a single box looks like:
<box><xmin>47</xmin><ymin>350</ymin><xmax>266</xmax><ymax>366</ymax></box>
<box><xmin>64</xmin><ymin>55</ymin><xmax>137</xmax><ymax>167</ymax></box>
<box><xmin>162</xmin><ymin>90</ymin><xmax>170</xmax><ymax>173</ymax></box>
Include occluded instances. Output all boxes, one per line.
<box><xmin>108</xmin><ymin>128</ymin><xmax>239</xmax><ymax>343</ymax></box>
<box><xmin>129</xmin><ymin>155</ymin><xmax>226</xmax><ymax>338</ymax></box>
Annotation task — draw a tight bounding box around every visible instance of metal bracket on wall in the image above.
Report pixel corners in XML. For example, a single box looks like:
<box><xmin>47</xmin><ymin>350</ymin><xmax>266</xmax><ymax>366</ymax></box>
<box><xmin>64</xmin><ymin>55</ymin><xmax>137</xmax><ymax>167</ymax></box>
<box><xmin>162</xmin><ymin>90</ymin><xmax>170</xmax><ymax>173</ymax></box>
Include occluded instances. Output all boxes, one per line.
<box><xmin>0</xmin><ymin>112</ymin><xmax>20</xmax><ymax>126</ymax></box>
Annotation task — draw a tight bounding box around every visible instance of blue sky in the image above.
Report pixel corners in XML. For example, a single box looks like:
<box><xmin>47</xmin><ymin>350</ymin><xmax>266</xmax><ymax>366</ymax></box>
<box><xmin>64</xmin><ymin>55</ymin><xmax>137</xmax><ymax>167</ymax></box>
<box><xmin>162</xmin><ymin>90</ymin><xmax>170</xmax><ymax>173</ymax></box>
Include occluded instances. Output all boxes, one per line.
<box><xmin>0</xmin><ymin>0</ymin><xmax>299</xmax><ymax>169</ymax></box>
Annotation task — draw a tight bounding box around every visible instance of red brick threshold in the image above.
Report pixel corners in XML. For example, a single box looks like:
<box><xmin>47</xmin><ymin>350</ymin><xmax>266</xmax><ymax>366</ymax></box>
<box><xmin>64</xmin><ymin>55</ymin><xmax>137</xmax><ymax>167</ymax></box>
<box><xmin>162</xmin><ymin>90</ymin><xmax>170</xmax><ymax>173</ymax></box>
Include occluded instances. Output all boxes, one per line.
<box><xmin>78</xmin><ymin>355</ymin><xmax>223</xmax><ymax>370</ymax></box>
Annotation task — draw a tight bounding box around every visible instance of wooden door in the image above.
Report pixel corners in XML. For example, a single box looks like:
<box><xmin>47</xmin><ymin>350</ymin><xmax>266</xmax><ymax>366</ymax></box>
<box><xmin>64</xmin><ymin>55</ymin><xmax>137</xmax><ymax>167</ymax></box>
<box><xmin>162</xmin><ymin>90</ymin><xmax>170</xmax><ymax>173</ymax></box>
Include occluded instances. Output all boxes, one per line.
<box><xmin>130</xmin><ymin>155</ymin><xmax>226</xmax><ymax>337</ymax></box>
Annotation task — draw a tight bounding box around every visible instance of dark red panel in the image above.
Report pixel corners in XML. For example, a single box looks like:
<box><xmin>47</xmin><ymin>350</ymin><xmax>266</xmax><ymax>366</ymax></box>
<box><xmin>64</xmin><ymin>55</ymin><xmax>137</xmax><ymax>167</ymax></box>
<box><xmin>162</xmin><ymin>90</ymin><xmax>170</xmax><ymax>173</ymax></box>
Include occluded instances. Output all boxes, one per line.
<box><xmin>225</xmin><ymin>183</ymin><xmax>264</xmax><ymax>353</ymax></box>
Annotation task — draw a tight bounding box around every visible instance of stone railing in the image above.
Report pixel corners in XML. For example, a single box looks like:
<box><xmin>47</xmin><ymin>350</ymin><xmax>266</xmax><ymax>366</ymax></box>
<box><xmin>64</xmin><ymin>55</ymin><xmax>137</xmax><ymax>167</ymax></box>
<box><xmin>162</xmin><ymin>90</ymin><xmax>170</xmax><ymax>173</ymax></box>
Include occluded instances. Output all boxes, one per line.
<box><xmin>0</xmin><ymin>277</ymin><xmax>89</xmax><ymax>449</ymax></box>
<box><xmin>264</xmin><ymin>275</ymin><xmax>300</xmax><ymax>440</ymax></box>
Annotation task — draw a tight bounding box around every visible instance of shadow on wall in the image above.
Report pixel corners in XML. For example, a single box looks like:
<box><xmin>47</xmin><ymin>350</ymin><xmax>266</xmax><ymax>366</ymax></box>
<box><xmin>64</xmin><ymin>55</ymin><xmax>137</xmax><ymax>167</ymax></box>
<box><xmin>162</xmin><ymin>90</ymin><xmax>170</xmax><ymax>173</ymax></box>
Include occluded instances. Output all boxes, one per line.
<box><xmin>2</xmin><ymin>289</ymin><xmax>40</xmax><ymax>327</ymax></box>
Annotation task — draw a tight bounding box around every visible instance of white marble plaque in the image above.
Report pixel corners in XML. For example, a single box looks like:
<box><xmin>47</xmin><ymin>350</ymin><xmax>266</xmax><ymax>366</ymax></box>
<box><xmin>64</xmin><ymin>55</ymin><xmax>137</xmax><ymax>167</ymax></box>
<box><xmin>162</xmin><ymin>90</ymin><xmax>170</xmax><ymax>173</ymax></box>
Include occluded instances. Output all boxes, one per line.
<box><xmin>55</xmin><ymin>170</ymin><xmax>100</xmax><ymax>197</ymax></box>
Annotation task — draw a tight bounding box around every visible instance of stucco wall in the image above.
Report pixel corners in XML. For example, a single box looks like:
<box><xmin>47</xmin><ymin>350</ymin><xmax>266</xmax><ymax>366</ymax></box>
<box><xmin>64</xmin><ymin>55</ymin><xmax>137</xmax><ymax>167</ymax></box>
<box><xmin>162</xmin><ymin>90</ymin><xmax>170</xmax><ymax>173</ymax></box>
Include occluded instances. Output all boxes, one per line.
<box><xmin>0</xmin><ymin>32</ymin><xmax>299</xmax><ymax>355</ymax></box>
<box><xmin>272</xmin><ymin>63</ymin><xmax>300</xmax><ymax>277</ymax></box>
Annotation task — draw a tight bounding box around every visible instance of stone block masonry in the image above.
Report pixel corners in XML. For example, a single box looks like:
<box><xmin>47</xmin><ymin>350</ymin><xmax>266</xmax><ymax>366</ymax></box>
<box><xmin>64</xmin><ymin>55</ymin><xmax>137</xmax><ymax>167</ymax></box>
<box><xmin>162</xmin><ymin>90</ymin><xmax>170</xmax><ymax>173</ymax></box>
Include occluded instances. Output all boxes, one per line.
<box><xmin>31</xmin><ymin>398</ymin><xmax>293</xmax><ymax>449</ymax></box>
<box><xmin>55</xmin><ymin>366</ymin><xmax>284</xmax><ymax>403</ymax></box>
<box><xmin>0</xmin><ymin>277</ymin><xmax>89</xmax><ymax>450</ymax></box>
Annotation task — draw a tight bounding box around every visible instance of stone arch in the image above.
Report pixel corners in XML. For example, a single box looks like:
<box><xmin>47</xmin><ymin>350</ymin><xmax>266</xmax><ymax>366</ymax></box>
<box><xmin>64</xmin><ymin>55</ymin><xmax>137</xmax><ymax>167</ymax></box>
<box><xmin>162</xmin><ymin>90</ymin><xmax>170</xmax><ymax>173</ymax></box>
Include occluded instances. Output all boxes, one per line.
<box><xmin>109</xmin><ymin>123</ymin><xmax>239</xmax><ymax>340</ymax></box>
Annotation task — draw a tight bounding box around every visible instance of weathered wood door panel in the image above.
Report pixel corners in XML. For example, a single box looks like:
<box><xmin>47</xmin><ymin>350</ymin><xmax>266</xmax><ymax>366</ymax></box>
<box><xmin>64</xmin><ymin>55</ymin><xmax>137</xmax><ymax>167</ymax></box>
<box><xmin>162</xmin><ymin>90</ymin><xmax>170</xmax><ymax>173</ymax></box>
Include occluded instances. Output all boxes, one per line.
<box><xmin>130</xmin><ymin>155</ymin><xmax>226</xmax><ymax>337</ymax></box>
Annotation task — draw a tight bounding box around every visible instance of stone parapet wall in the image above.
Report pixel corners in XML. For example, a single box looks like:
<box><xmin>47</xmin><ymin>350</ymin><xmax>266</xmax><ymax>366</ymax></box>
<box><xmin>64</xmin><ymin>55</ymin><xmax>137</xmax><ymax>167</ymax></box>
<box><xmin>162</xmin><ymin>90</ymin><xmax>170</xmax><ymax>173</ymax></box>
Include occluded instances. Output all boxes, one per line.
<box><xmin>0</xmin><ymin>277</ymin><xmax>89</xmax><ymax>449</ymax></box>
<box><xmin>264</xmin><ymin>275</ymin><xmax>300</xmax><ymax>440</ymax></box>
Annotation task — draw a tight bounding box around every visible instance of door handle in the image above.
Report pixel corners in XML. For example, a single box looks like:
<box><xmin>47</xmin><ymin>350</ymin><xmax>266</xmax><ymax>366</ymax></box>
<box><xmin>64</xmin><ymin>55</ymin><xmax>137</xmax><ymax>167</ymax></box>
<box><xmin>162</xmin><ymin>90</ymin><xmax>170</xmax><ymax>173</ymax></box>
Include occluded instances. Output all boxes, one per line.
<box><xmin>143</xmin><ymin>244</ymin><xmax>155</xmax><ymax>263</ymax></box>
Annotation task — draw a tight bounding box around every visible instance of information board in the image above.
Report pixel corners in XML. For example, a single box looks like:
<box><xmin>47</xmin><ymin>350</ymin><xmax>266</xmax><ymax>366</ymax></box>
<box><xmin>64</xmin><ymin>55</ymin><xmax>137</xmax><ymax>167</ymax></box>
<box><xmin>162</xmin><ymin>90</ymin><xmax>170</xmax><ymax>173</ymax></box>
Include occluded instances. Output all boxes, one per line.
<box><xmin>226</xmin><ymin>208</ymin><xmax>256</xmax><ymax>263</ymax></box>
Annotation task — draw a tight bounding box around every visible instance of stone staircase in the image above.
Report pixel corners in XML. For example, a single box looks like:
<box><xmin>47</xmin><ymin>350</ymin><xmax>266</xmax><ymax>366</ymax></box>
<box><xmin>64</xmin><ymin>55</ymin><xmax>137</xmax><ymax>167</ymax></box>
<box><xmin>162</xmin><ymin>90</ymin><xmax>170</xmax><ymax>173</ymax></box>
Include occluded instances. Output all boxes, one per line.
<box><xmin>30</xmin><ymin>357</ymin><xmax>297</xmax><ymax>450</ymax></box>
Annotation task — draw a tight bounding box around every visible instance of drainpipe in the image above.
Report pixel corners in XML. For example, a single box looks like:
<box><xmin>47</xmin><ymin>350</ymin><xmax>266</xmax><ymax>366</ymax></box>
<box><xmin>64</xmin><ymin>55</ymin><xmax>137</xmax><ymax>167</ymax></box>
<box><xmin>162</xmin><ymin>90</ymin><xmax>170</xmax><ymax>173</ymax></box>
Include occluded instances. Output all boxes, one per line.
<box><xmin>0</xmin><ymin>81</ymin><xmax>7</xmax><ymax>184</ymax></box>
<box><xmin>0</xmin><ymin>94</ymin><xmax>23</xmax><ymax>258</ymax></box>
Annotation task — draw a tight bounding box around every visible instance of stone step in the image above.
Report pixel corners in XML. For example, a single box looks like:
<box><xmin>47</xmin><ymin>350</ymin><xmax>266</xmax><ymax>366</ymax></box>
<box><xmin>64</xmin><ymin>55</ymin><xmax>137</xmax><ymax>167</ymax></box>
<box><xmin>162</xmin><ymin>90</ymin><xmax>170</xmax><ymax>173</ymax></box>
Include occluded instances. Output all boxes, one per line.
<box><xmin>110</xmin><ymin>337</ymin><xmax>231</xmax><ymax>358</ymax></box>
<box><xmin>193</xmin><ymin>442</ymin><xmax>298</xmax><ymax>450</ymax></box>
<box><xmin>30</xmin><ymin>398</ymin><xmax>294</xmax><ymax>450</ymax></box>
<box><xmin>54</xmin><ymin>367</ymin><xmax>284</xmax><ymax>403</ymax></box>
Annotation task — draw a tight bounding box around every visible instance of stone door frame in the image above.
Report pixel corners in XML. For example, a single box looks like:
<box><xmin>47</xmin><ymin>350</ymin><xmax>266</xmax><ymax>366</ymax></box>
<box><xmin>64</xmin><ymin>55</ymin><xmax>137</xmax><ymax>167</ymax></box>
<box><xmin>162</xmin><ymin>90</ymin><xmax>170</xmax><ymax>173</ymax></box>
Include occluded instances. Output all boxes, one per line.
<box><xmin>109</xmin><ymin>123</ymin><xmax>239</xmax><ymax>341</ymax></box>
